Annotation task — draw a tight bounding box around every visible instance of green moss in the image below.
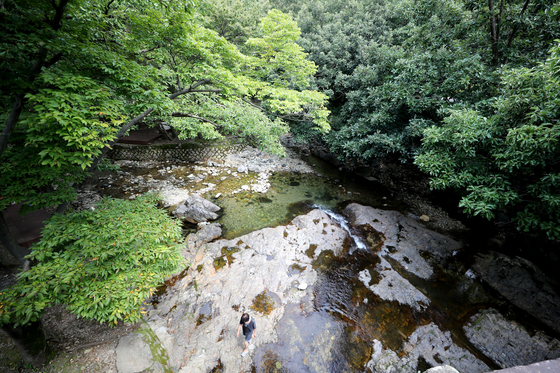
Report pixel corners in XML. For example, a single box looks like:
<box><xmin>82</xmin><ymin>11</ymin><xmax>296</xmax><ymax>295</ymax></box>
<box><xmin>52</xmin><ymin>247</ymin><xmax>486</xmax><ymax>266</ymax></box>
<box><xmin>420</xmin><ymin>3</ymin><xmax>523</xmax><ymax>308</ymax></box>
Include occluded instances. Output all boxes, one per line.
<box><xmin>305</xmin><ymin>244</ymin><xmax>317</xmax><ymax>258</ymax></box>
<box><xmin>213</xmin><ymin>247</ymin><xmax>239</xmax><ymax>271</ymax></box>
<box><xmin>136</xmin><ymin>322</ymin><xmax>173</xmax><ymax>373</ymax></box>
<box><xmin>213</xmin><ymin>256</ymin><xmax>227</xmax><ymax>271</ymax></box>
<box><xmin>250</xmin><ymin>291</ymin><xmax>276</xmax><ymax>316</ymax></box>
<box><xmin>222</xmin><ymin>246</ymin><xmax>239</xmax><ymax>265</ymax></box>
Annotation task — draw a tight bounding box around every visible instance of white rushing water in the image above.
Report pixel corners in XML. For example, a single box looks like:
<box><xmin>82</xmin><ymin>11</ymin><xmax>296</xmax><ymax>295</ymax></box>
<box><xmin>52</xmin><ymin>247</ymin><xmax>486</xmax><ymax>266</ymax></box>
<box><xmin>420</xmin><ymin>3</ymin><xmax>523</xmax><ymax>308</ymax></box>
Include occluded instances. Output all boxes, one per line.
<box><xmin>314</xmin><ymin>205</ymin><xmax>368</xmax><ymax>251</ymax></box>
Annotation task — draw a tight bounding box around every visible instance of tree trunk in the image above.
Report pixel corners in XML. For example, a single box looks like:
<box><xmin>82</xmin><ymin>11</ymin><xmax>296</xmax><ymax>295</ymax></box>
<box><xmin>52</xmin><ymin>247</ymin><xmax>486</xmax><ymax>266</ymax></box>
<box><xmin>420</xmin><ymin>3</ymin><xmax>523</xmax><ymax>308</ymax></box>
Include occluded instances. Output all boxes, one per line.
<box><xmin>488</xmin><ymin>0</ymin><xmax>500</xmax><ymax>66</ymax></box>
<box><xmin>0</xmin><ymin>212</ymin><xmax>30</xmax><ymax>267</ymax></box>
<box><xmin>0</xmin><ymin>321</ymin><xmax>52</xmax><ymax>368</ymax></box>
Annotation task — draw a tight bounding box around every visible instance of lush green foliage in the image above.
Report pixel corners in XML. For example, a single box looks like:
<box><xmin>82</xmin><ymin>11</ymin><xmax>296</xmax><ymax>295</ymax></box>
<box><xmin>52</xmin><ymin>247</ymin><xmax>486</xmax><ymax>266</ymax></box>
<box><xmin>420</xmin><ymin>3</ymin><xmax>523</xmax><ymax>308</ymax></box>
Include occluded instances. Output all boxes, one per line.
<box><xmin>0</xmin><ymin>71</ymin><xmax>123</xmax><ymax>212</ymax></box>
<box><xmin>0</xmin><ymin>0</ymin><xmax>329</xmax><ymax>214</ymax></box>
<box><xmin>416</xmin><ymin>42</ymin><xmax>560</xmax><ymax>240</ymax></box>
<box><xmin>269</xmin><ymin>0</ymin><xmax>560</xmax><ymax>239</ymax></box>
<box><xmin>198</xmin><ymin>0</ymin><xmax>269</xmax><ymax>47</ymax></box>
<box><xmin>0</xmin><ymin>194</ymin><xmax>185</xmax><ymax>327</ymax></box>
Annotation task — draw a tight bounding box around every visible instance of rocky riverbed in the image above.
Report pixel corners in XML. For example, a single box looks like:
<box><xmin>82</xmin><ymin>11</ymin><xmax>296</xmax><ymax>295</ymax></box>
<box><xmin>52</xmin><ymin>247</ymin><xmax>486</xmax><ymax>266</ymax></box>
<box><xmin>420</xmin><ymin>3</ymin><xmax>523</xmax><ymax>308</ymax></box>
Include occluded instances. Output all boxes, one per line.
<box><xmin>2</xmin><ymin>142</ymin><xmax>560</xmax><ymax>373</ymax></box>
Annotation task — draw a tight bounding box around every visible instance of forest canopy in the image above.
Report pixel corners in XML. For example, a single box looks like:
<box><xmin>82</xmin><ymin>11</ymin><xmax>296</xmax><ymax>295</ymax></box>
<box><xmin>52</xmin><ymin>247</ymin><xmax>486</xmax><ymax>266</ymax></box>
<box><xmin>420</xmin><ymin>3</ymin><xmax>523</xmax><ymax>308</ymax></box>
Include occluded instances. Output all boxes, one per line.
<box><xmin>270</xmin><ymin>0</ymin><xmax>560</xmax><ymax>240</ymax></box>
<box><xmin>1</xmin><ymin>0</ymin><xmax>559</xmax><ymax>263</ymax></box>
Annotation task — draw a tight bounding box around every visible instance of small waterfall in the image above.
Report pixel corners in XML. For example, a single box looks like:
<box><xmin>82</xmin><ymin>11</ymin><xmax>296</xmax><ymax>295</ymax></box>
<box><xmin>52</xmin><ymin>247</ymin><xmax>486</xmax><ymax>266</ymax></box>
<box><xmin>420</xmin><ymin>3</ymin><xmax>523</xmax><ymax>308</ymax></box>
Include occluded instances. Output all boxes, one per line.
<box><xmin>313</xmin><ymin>205</ymin><xmax>368</xmax><ymax>251</ymax></box>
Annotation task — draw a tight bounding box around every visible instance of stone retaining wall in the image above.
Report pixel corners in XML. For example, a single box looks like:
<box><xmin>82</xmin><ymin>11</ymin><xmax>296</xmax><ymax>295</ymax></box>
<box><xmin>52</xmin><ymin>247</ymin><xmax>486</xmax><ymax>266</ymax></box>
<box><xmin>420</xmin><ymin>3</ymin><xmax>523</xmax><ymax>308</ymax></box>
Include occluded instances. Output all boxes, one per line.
<box><xmin>107</xmin><ymin>139</ymin><xmax>248</xmax><ymax>162</ymax></box>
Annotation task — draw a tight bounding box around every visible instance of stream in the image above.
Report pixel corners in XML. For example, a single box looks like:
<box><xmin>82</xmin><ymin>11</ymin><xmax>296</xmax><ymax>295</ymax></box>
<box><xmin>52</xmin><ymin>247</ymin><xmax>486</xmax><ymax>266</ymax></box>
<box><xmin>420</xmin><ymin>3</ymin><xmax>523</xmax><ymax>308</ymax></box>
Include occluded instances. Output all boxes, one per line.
<box><xmin>98</xmin><ymin>152</ymin><xmax>559</xmax><ymax>372</ymax></box>
<box><xmin>206</xmin><ymin>155</ymin><xmax>556</xmax><ymax>372</ymax></box>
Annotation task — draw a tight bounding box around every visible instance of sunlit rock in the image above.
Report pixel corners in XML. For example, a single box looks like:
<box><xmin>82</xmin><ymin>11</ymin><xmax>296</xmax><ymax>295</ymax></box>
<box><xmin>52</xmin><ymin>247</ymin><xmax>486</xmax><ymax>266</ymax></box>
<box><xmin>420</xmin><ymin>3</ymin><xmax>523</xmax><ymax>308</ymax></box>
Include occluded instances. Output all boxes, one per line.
<box><xmin>175</xmin><ymin>195</ymin><xmax>221</xmax><ymax>223</ymax></box>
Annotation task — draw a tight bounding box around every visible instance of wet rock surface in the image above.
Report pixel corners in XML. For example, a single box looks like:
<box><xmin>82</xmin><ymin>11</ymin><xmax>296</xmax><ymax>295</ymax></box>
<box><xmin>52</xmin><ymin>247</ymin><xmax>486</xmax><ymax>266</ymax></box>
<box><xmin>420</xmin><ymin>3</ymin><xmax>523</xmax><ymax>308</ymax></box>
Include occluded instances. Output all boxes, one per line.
<box><xmin>344</xmin><ymin>203</ymin><xmax>461</xmax><ymax>313</ymax></box>
<box><xmin>366</xmin><ymin>323</ymin><xmax>489</xmax><ymax>373</ymax></box>
<box><xmin>3</xmin><ymin>143</ymin><xmax>560</xmax><ymax>373</ymax></box>
<box><xmin>343</xmin><ymin>203</ymin><xmax>462</xmax><ymax>280</ymax></box>
<box><xmin>141</xmin><ymin>209</ymin><xmax>348</xmax><ymax>373</ymax></box>
<box><xmin>464</xmin><ymin>309</ymin><xmax>560</xmax><ymax>368</ymax></box>
<box><xmin>472</xmin><ymin>251</ymin><xmax>560</xmax><ymax>335</ymax></box>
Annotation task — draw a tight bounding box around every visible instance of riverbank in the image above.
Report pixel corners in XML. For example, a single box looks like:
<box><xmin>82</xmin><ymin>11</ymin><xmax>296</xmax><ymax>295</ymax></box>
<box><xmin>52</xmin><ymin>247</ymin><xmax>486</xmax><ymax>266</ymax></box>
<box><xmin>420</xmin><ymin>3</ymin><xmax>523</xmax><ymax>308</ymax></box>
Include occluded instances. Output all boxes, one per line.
<box><xmin>1</xmin><ymin>140</ymin><xmax>560</xmax><ymax>373</ymax></box>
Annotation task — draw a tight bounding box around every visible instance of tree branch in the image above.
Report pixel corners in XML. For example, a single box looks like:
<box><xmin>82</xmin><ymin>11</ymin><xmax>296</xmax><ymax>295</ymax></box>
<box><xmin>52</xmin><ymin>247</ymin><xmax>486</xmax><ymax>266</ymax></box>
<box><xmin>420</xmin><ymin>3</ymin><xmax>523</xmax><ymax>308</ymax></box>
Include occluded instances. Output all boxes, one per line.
<box><xmin>189</xmin><ymin>89</ymin><xmax>223</xmax><ymax>94</ymax></box>
<box><xmin>168</xmin><ymin>79</ymin><xmax>214</xmax><ymax>99</ymax></box>
<box><xmin>506</xmin><ymin>0</ymin><xmax>531</xmax><ymax>48</ymax></box>
<box><xmin>44</xmin><ymin>52</ymin><xmax>63</xmax><ymax>68</ymax></box>
<box><xmin>105</xmin><ymin>0</ymin><xmax>116</xmax><ymax>15</ymax></box>
<box><xmin>51</xmin><ymin>0</ymin><xmax>70</xmax><ymax>30</ymax></box>
<box><xmin>0</xmin><ymin>96</ymin><xmax>24</xmax><ymax>156</ymax></box>
<box><xmin>171</xmin><ymin>112</ymin><xmax>221</xmax><ymax>127</ymax></box>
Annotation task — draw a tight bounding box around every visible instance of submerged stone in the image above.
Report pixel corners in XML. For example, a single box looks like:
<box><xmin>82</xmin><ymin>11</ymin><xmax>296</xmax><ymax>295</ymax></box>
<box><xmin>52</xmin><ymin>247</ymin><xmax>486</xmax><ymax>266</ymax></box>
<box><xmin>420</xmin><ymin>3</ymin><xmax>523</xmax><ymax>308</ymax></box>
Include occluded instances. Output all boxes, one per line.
<box><xmin>250</xmin><ymin>290</ymin><xmax>280</xmax><ymax>316</ymax></box>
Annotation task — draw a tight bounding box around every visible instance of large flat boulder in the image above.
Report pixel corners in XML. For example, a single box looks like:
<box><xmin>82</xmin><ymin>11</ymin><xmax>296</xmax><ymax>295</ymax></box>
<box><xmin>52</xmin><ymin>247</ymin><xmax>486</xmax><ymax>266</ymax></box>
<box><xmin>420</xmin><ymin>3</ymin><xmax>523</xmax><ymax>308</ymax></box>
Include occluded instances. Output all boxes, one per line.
<box><xmin>343</xmin><ymin>203</ymin><xmax>462</xmax><ymax>280</ymax></box>
<box><xmin>366</xmin><ymin>323</ymin><xmax>489</xmax><ymax>373</ymax></box>
<box><xmin>464</xmin><ymin>308</ymin><xmax>560</xmax><ymax>368</ymax></box>
<box><xmin>138</xmin><ymin>209</ymin><xmax>348</xmax><ymax>373</ymax></box>
<box><xmin>472</xmin><ymin>251</ymin><xmax>560</xmax><ymax>335</ymax></box>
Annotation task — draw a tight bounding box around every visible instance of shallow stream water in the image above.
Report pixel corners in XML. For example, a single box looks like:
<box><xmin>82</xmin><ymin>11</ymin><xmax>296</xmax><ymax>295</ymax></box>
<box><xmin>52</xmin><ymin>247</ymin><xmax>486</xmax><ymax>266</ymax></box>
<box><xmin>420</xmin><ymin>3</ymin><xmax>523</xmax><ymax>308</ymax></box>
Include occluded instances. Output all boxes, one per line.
<box><xmin>103</xmin><ymin>154</ymin><xmax>555</xmax><ymax>372</ymax></box>
<box><xmin>190</xmin><ymin>155</ymin><xmax>504</xmax><ymax>372</ymax></box>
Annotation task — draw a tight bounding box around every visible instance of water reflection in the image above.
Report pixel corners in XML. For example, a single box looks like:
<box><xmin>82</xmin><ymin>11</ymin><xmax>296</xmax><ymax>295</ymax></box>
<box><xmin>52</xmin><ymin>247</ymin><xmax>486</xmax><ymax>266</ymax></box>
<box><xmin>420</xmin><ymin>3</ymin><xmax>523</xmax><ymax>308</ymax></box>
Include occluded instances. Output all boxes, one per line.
<box><xmin>214</xmin><ymin>172</ymin><xmax>387</xmax><ymax>240</ymax></box>
<box><xmin>254</xmin><ymin>304</ymin><xmax>351</xmax><ymax>373</ymax></box>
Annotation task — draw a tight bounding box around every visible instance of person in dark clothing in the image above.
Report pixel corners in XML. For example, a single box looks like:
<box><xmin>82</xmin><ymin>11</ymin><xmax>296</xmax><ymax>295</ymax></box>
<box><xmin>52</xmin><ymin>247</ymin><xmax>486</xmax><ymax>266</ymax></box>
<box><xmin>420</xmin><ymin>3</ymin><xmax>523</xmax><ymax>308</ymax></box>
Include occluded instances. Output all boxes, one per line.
<box><xmin>236</xmin><ymin>312</ymin><xmax>257</xmax><ymax>357</ymax></box>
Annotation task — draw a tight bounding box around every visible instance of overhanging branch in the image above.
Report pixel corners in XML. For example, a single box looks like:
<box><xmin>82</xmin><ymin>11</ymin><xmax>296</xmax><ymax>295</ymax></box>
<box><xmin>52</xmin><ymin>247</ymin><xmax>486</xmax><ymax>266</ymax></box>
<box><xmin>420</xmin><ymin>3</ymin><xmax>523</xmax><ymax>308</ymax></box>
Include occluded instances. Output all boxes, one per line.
<box><xmin>241</xmin><ymin>98</ymin><xmax>310</xmax><ymax>123</ymax></box>
<box><xmin>171</xmin><ymin>112</ymin><xmax>221</xmax><ymax>127</ymax></box>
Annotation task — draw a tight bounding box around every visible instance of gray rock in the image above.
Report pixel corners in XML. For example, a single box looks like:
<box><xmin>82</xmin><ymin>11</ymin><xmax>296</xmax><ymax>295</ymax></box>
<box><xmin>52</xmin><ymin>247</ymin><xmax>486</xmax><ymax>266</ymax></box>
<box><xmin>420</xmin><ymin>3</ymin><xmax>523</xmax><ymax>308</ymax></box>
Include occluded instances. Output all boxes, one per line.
<box><xmin>343</xmin><ymin>203</ymin><xmax>462</xmax><ymax>279</ymax></box>
<box><xmin>237</xmin><ymin>165</ymin><xmax>248</xmax><ymax>173</ymax></box>
<box><xmin>175</xmin><ymin>195</ymin><xmax>221</xmax><ymax>223</ymax></box>
<box><xmin>150</xmin><ymin>209</ymin><xmax>348</xmax><ymax>373</ymax></box>
<box><xmin>471</xmin><ymin>252</ymin><xmax>560</xmax><ymax>334</ymax></box>
<box><xmin>366</xmin><ymin>323</ymin><xmax>489</xmax><ymax>373</ymax></box>
<box><xmin>184</xmin><ymin>223</ymin><xmax>222</xmax><ymax>250</ymax></box>
<box><xmin>116</xmin><ymin>332</ymin><xmax>153</xmax><ymax>373</ymax></box>
<box><xmin>425</xmin><ymin>366</ymin><xmax>460</xmax><ymax>373</ymax></box>
<box><xmin>486</xmin><ymin>358</ymin><xmax>560</xmax><ymax>373</ymax></box>
<box><xmin>464</xmin><ymin>308</ymin><xmax>560</xmax><ymax>368</ymax></box>
<box><xmin>359</xmin><ymin>260</ymin><xmax>430</xmax><ymax>311</ymax></box>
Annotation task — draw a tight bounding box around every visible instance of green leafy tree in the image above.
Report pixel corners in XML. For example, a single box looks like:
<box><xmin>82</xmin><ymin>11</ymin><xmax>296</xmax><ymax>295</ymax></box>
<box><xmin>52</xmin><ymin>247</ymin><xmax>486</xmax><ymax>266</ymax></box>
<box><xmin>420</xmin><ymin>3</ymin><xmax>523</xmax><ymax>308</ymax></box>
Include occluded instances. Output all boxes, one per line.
<box><xmin>0</xmin><ymin>194</ymin><xmax>185</xmax><ymax>364</ymax></box>
<box><xmin>198</xmin><ymin>0</ymin><xmax>270</xmax><ymax>47</ymax></box>
<box><xmin>415</xmin><ymin>42</ymin><xmax>560</xmax><ymax>240</ymax></box>
<box><xmin>0</xmin><ymin>0</ymin><xmax>329</xmax><ymax>266</ymax></box>
<box><xmin>270</xmin><ymin>0</ymin><xmax>559</xmax><ymax>238</ymax></box>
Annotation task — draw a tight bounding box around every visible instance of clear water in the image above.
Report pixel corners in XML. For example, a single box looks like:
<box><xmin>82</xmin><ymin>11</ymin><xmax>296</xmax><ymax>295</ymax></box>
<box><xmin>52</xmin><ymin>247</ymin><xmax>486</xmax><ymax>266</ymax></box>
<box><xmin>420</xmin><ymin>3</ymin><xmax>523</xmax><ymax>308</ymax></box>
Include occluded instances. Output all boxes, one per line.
<box><xmin>207</xmin><ymin>155</ymin><xmax>398</xmax><ymax>240</ymax></box>
<box><xmin>100</xmin><ymin>154</ymin><xmax>546</xmax><ymax>372</ymax></box>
